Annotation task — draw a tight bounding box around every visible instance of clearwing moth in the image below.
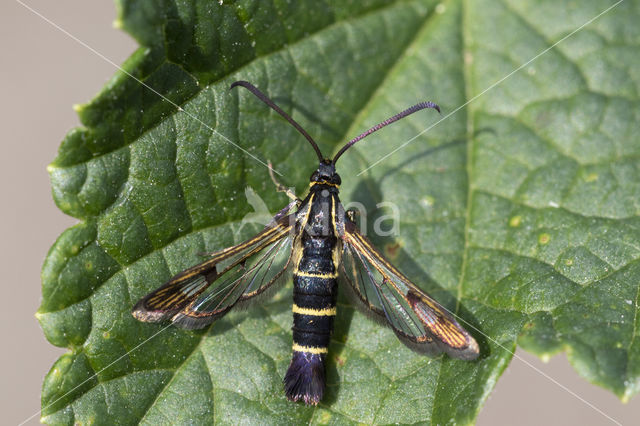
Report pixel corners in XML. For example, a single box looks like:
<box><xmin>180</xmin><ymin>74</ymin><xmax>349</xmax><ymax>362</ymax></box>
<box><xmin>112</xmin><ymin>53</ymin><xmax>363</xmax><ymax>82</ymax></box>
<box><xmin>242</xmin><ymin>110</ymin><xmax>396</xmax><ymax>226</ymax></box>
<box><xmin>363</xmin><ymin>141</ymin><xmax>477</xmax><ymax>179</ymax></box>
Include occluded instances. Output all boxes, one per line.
<box><xmin>132</xmin><ymin>81</ymin><xmax>479</xmax><ymax>405</ymax></box>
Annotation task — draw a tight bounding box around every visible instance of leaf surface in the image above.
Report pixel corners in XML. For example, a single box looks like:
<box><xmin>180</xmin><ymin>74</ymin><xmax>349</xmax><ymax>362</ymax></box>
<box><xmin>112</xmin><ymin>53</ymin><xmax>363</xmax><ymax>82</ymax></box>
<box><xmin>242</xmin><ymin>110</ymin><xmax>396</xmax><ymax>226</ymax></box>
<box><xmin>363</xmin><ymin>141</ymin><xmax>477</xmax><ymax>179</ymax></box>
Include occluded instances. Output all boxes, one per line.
<box><xmin>40</xmin><ymin>0</ymin><xmax>640</xmax><ymax>424</ymax></box>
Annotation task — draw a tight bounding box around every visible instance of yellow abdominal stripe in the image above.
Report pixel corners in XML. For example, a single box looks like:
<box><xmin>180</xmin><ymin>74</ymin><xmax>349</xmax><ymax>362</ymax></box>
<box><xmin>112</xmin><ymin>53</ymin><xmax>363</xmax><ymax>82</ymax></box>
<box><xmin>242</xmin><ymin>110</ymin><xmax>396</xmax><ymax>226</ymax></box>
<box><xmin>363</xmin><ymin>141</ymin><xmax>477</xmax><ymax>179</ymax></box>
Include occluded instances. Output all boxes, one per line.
<box><xmin>292</xmin><ymin>343</ymin><xmax>328</xmax><ymax>354</ymax></box>
<box><xmin>295</xmin><ymin>270</ymin><xmax>338</xmax><ymax>278</ymax></box>
<box><xmin>292</xmin><ymin>304</ymin><xmax>337</xmax><ymax>316</ymax></box>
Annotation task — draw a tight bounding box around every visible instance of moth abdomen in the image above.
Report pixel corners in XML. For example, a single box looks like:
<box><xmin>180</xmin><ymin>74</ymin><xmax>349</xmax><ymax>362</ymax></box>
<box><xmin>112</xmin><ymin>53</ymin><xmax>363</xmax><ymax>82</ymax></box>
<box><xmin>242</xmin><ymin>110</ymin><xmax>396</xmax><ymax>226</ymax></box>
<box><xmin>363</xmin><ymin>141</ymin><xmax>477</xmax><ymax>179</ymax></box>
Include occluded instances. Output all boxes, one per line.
<box><xmin>285</xmin><ymin>292</ymin><xmax>336</xmax><ymax>404</ymax></box>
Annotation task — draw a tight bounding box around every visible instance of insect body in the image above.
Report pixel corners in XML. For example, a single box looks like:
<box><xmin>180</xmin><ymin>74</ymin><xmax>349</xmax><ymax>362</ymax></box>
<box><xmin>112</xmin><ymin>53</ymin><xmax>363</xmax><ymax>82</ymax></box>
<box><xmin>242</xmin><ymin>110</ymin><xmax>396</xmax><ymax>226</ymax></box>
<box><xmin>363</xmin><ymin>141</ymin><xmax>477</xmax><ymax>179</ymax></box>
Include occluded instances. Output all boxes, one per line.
<box><xmin>132</xmin><ymin>81</ymin><xmax>479</xmax><ymax>405</ymax></box>
<box><xmin>284</xmin><ymin>164</ymin><xmax>342</xmax><ymax>403</ymax></box>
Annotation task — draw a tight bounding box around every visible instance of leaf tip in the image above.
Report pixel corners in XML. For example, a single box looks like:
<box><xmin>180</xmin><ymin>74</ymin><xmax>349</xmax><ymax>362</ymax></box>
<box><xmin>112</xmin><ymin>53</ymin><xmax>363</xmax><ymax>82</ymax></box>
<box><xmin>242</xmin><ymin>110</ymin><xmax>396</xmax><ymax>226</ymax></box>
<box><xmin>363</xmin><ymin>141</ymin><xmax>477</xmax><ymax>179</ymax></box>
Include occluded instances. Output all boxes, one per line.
<box><xmin>622</xmin><ymin>389</ymin><xmax>634</xmax><ymax>404</ymax></box>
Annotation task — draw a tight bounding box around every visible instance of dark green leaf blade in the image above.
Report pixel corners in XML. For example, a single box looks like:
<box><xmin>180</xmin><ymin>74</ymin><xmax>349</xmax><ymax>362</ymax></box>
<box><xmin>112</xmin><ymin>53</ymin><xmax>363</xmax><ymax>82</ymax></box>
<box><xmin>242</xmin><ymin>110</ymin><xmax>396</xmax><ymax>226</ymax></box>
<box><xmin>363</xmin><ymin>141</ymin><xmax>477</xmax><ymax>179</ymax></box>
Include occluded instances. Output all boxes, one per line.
<box><xmin>40</xmin><ymin>0</ymin><xmax>640</xmax><ymax>424</ymax></box>
<box><xmin>462</xmin><ymin>0</ymin><xmax>640</xmax><ymax>404</ymax></box>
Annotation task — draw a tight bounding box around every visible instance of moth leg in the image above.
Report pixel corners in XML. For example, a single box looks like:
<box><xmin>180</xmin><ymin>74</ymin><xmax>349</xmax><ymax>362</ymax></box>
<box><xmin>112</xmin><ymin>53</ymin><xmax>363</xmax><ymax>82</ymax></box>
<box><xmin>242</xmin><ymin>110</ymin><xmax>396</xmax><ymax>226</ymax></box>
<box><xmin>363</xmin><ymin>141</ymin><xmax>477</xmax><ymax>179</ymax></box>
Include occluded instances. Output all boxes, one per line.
<box><xmin>268</xmin><ymin>160</ymin><xmax>300</xmax><ymax>203</ymax></box>
<box><xmin>346</xmin><ymin>209</ymin><xmax>359</xmax><ymax>222</ymax></box>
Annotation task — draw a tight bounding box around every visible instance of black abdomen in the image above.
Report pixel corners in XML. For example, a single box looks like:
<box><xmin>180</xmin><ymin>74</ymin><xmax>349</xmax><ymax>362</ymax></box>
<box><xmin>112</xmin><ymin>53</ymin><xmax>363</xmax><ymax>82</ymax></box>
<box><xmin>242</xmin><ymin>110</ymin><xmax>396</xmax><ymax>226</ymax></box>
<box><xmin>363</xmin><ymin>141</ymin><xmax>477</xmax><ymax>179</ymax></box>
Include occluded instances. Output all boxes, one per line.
<box><xmin>284</xmin><ymin>231</ymin><xmax>339</xmax><ymax>404</ymax></box>
<box><xmin>292</xmin><ymin>275</ymin><xmax>337</xmax><ymax>350</ymax></box>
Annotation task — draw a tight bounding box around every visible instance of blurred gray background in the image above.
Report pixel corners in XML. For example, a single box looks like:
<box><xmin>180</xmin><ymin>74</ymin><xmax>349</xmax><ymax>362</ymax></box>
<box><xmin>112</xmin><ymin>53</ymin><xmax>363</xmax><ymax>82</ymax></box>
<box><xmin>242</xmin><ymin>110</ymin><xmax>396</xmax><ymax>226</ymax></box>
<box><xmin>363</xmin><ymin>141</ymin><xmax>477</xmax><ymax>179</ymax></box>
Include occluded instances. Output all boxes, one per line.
<box><xmin>2</xmin><ymin>1</ymin><xmax>638</xmax><ymax>424</ymax></box>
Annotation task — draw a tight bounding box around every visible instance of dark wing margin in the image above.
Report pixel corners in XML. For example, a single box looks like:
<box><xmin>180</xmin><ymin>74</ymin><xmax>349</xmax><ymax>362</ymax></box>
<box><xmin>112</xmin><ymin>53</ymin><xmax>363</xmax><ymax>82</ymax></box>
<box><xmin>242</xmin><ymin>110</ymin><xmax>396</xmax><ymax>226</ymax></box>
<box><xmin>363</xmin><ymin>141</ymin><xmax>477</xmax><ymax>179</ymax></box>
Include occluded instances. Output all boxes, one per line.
<box><xmin>132</xmin><ymin>213</ymin><xmax>294</xmax><ymax>329</ymax></box>
<box><xmin>340</xmin><ymin>220</ymin><xmax>479</xmax><ymax>360</ymax></box>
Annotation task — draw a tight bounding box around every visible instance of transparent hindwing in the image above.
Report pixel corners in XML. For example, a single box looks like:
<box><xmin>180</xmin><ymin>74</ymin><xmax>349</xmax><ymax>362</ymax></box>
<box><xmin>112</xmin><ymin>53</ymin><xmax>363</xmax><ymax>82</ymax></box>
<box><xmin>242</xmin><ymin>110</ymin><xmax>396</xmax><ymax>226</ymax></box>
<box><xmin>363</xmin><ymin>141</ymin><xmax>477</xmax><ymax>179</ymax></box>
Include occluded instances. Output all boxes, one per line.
<box><xmin>340</xmin><ymin>219</ymin><xmax>479</xmax><ymax>360</ymax></box>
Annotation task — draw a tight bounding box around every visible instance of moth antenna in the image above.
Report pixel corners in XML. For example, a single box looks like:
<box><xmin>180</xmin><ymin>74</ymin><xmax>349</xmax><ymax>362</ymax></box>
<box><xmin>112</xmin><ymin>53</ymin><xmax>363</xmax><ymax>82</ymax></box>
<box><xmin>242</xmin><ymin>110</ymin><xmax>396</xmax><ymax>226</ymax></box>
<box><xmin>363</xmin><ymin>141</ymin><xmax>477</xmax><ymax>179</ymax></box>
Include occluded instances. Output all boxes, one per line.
<box><xmin>231</xmin><ymin>81</ymin><xmax>324</xmax><ymax>162</ymax></box>
<box><xmin>332</xmin><ymin>102</ymin><xmax>441</xmax><ymax>164</ymax></box>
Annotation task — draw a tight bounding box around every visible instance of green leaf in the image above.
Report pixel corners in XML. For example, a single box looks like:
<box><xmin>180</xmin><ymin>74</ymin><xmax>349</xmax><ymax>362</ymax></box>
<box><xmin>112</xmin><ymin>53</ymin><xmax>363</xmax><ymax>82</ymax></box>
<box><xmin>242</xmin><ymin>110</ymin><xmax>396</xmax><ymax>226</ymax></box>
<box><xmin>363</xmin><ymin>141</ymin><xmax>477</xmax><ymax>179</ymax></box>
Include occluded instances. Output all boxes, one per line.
<box><xmin>40</xmin><ymin>0</ymin><xmax>640</xmax><ymax>423</ymax></box>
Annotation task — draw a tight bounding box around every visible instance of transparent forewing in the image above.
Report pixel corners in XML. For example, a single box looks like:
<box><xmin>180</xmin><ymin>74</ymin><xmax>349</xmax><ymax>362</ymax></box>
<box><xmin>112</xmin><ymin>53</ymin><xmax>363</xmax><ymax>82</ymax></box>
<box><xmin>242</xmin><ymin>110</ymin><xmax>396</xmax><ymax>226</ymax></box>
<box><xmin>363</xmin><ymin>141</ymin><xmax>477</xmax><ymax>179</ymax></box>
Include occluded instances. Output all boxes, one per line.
<box><xmin>172</xmin><ymin>234</ymin><xmax>292</xmax><ymax>327</ymax></box>
<box><xmin>340</xmin><ymin>221</ymin><xmax>479</xmax><ymax>360</ymax></box>
<box><xmin>132</xmin><ymin>214</ymin><xmax>294</xmax><ymax>329</ymax></box>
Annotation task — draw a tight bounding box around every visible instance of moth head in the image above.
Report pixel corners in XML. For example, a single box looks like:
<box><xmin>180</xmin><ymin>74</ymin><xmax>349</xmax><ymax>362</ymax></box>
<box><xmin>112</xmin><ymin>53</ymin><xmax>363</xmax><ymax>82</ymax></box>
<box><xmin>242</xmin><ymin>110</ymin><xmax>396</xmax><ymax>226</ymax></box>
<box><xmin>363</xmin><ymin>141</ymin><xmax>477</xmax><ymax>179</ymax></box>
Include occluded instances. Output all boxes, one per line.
<box><xmin>310</xmin><ymin>159</ymin><xmax>341</xmax><ymax>185</ymax></box>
